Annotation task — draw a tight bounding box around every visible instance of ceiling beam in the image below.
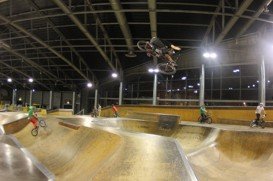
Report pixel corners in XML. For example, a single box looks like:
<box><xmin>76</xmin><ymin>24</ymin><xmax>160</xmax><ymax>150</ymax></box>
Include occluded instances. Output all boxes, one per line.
<box><xmin>202</xmin><ymin>0</ymin><xmax>222</xmax><ymax>44</ymax></box>
<box><xmin>51</xmin><ymin>0</ymin><xmax>119</xmax><ymax>76</ymax></box>
<box><xmin>0</xmin><ymin>61</ymin><xmax>50</xmax><ymax>90</ymax></box>
<box><xmin>26</xmin><ymin>0</ymin><xmax>98</xmax><ymax>83</ymax></box>
<box><xmin>109</xmin><ymin>0</ymin><xmax>135</xmax><ymax>56</ymax></box>
<box><xmin>0</xmin><ymin>13</ymin><xmax>95</xmax><ymax>84</ymax></box>
<box><xmin>236</xmin><ymin>0</ymin><xmax>273</xmax><ymax>38</ymax></box>
<box><xmin>0</xmin><ymin>71</ymin><xmax>31</xmax><ymax>89</ymax></box>
<box><xmin>86</xmin><ymin>0</ymin><xmax>123</xmax><ymax>75</ymax></box>
<box><xmin>2</xmin><ymin>9</ymin><xmax>273</xmax><ymax>26</ymax></box>
<box><xmin>148</xmin><ymin>0</ymin><xmax>157</xmax><ymax>38</ymax></box>
<box><xmin>0</xmin><ymin>41</ymin><xmax>66</xmax><ymax>84</ymax></box>
<box><xmin>215</xmin><ymin>0</ymin><xmax>254</xmax><ymax>44</ymax></box>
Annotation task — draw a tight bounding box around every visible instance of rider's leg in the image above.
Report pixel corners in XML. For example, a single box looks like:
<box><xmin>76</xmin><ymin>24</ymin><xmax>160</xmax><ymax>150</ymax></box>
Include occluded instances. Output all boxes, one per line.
<box><xmin>200</xmin><ymin>113</ymin><xmax>206</xmax><ymax>123</ymax></box>
<box><xmin>255</xmin><ymin>113</ymin><xmax>260</xmax><ymax>124</ymax></box>
<box><xmin>29</xmin><ymin>117</ymin><xmax>38</xmax><ymax>128</ymax></box>
<box><xmin>165</xmin><ymin>54</ymin><xmax>174</xmax><ymax>62</ymax></box>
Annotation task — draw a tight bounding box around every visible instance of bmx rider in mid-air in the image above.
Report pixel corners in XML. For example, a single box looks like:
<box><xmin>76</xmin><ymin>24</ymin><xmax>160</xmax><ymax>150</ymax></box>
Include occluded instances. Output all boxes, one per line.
<box><xmin>147</xmin><ymin>37</ymin><xmax>181</xmax><ymax>62</ymax></box>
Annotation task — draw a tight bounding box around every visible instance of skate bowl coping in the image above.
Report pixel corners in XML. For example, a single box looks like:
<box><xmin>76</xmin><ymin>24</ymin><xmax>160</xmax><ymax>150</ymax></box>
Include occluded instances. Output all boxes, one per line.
<box><xmin>47</xmin><ymin>109</ymin><xmax>73</xmax><ymax>116</ymax></box>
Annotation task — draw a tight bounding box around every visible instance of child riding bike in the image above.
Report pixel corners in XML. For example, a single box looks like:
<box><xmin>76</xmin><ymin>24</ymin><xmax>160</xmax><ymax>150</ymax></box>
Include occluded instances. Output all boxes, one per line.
<box><xmin>199</xmin><ymin>105</ymin><xmax>207</xmax><ymax>123</ymax></box>
<box><xmin>28</xmin><ymin>106</ymin><xmax>38</xmax><ymax>129</ymax></box>
<box><xmin>112</xmin><ymin>104</ymin><xmax>119</xmax><ymax>117</ymax></box>
<box><xmin>254</xmin><ymin>103</ymin><xmax>266</xmax><ymax>126</ymax></box>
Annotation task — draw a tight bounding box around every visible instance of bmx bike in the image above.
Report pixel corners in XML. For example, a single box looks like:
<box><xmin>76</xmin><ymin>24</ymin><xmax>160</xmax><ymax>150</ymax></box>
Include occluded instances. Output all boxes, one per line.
<box><xmin>250</xmin><ymin>118</ymin><xmax>266</xmax><ymax>128</ymax></box>
<box><xmin>198</xmin><ymin>114</ymin><xmax>212</xmax><ymax>124</ymax></box>
<box><xmin>31</xmin><ymin>117</ymin><xmax>47</xmax><ymax>136</ymax></box>
<box><xmin>90</xmin><ymin>109</ymin><xmax>98</xmax><ymax>118</ymax></box>
<box><xmin>137</xmin><ymin>40</ymin><xmax>179</xmax><ymax>75</ymax></box>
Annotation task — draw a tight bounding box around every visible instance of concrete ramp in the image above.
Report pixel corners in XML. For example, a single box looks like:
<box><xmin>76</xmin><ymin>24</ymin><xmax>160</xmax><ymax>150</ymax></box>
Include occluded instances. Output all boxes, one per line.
<box><xmin>13</xmin><ymin>119</ymin><xmax>123</xmax><ymax>180</ymax></box>
<box><xmin>95</xmin><ymin>118</ymin><xmax>273</xmax><ymax>181</ymax></box>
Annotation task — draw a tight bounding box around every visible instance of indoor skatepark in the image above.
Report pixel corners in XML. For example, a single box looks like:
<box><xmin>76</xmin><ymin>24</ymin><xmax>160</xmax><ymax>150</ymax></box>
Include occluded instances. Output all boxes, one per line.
<box><xmin>1</xmin><ymin>111</ymin><xmax>273</xmax><ymax>180</ymax></box>
<box><xmin>1</xmin><ymin>0</ymin><xmax>273</xmax><ymax>180</ymax></box>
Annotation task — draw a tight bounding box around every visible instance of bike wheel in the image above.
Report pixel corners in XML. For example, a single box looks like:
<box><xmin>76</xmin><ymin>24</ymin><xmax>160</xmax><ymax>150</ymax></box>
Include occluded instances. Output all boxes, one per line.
<box><xmin>206</xmin><ymin>117</ymin><xmax>212</xmax><ymax>124</ymax></box>
<box><xmin>156</xmin><ymin>63</ymin><xmax>176</xmax><ymax>75</ymax></box>
<box><xmin>250</xmin><ymin>120</ymin><xmax>256</xmax><ymax>127</ymax></box>
<box><xmin>39</xmin><ymin>119</ymin><xmax>47</xmax><ymax>127</ymax></box>
<box><xmin>137</xmin><ymin>41</ymin><xmax>148</xmax><ymax>51</ymax></box>
<box><xmin>260</xmin><ymin>121</ymin><xmax>266</xmax><ymax>129</ymax></box>
<box><xmin>31</xmin><ymin>128</ymin><xmax>38</xmax><ymax>136</ymax></box>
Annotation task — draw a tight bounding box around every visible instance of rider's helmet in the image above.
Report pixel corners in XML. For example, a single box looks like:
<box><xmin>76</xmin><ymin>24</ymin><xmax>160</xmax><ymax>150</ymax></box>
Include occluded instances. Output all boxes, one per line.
<box><xmin>260</xmin><ymin>103</ymin><xmax>264</xmax><ymax>107</ymax></box>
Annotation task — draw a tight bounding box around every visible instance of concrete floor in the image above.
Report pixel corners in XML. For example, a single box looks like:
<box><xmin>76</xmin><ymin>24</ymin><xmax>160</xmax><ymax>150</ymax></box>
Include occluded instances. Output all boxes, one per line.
<box><xmin>1</xmin><ymin>112</ymin><xmax>273</xmax><ymax>180</ymax></box>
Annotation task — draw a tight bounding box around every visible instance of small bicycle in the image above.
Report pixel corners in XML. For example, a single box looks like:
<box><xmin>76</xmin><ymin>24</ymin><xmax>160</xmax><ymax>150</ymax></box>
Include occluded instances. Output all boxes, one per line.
<box><xmin>250</xmin><ymin>117</ymin><xmax>266</xmax><ymax>128</ymax></box>
<box><xmin>137</xmin><ymin>40</ymin><xmax>180</xmax><ymax>75</ymax></box>
<box><xmin>31</xmin><ymin>117</ymin><xmax>47</xmax><ymax>136</ymax></box>
<box><xmin>90</xmin><ymin>109</ymin><xmax>98</xmax><ymax>118</ymax></box>
<box><xmin>198</xmin><ymin>114</ymin><xmax>212</xmax><ymax>124</ymax></box>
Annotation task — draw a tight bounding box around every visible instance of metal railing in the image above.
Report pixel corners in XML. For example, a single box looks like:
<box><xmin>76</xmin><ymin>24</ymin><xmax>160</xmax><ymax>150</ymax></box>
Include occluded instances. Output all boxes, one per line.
<box><xmin>76</xmin><ymin>109</ymin><xmax>85</xmax><ymax>115</ymax></box>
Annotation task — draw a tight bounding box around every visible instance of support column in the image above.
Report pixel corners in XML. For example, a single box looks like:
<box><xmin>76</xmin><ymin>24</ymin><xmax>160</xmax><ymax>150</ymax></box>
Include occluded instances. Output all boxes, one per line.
<box><xmin>49</xmin><ymin>91</ymin><xmax>53</xmax><ymax>110</ymax></box>
<box><xmin>12</xmin><ymin>89</ymin><xmax>16</xmax><ymax>105</ymax></box>
<box><xmin>29</xmin><ymin>90</ymin><xmax>33</xmax><ymax>106</ymax></box>
<box><xmin>94</xmin><ymin>89</ymin><xmax>98</xmax><ymax>108</ymax></box>
<box><xmin>260</xmin><ymin>56</ymin><xmax>266</xmax><ymax>105</ymax></box>
<box><xmin>153</xmin><ymin>73</ymin><xmax>158</xmax><ymax>105</ymax></box>
<box><xmin>72</xmin><ymin>91</ymin><xmax>76</xmax><ymax>114</ymax></box>
<box><xmin>119</xmin><ymin>82</ymin><xmax>123</xmax><ymax>105</ymax></box>
<box><xmin>199</xmin><ymin>64</ymin><xmax>205</xmax><ymax>106</ymax></box>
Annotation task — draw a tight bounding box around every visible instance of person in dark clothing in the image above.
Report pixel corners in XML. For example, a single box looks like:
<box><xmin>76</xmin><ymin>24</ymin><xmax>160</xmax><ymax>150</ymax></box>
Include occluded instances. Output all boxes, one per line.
<box><xmin>149</xmin><ymin>37</ymin><xmax>181</xmax><ymax>62</ymax></box>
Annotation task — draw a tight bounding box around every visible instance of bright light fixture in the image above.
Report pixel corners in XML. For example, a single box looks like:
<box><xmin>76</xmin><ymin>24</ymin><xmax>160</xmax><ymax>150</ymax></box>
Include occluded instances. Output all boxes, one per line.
<box><xmin>148</xmin><ymin>68</ymin><xmax>159</xmax><ymax>73</ymax></box>
<box><xmin>32</xmin><ymin>89</ymin><xmax>35</xmax><ymax>92</ymax></box>
<box><xmin>28</xmin><ymin>78</ymin><xmax>33</xmax><ymax>83</ymax></box>
<box><xmin>203</xmin><ymin>52</ymin><xmax>210</xmax><ymax>58</ymax></box>
<box><xmin>203</xmin><ymin>51</ymin><xmax>217</xmax><ymax>59</ymax></box>
<box><xmin>210</xmin><ymin>53</ymin><xmax>217</xmax><ymax>59</ymax></box>
<box><xmin>112</xmin><ymin>73</ymin><xmax>118</xmax><ymax>78</ymax></box>
<box><xmin>233</xmin><ymin>69</ymin><xmax>240</xmax><ymax>73</ymax></box>
<box><xmin>7</xmin><ymin>78</ymin><xmax>12</xmax><ymax>82</ymax></box>
<box><xmin>181</xmin><ymin>76</ymin><xmax>187</xmax><ymax>80</ymax></box>
<box><xmin>87</xmin><ymin>83</ymin><xmax>92</xmax><ymax>88</ymax></box>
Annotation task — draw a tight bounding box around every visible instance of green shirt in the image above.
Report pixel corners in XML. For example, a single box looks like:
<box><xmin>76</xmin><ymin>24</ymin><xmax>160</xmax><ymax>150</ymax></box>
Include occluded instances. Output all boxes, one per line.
<box><xmin>200</xmin><ymin>107</ymin><xmax>206</xmax><ymax>114</ymax></box>
<box><xmin>28</xmin><ymin>109</ymin><xmax>34</xmax><ymax>117</ymax></box>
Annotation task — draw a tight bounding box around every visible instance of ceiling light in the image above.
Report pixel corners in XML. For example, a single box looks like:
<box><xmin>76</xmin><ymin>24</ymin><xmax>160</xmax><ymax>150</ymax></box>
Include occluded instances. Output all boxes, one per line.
<box><xmin>210</xmin><ymin>52</ymin><xmax>217</xmax><ymax>59</ymax></box>
<box><xmin>87</xmin><ymin>83</ymin><xmax>92</xmax><ymax>88</ymax></box>
<box><xmin>203</xmin><ymin>52</ymin><xmax>210</xmax><ymax>58</ymax></box>
<box><xmin>28</xmin><ymin>78</ymin><xmax>33</xmax><ymax>83</ymax></box>
<box><xmin>112</xmin><ymin>73</ymin><xmax>118</xmax><ymax>78</ymax></box>
<box><xmin>7</xmin><ymin>78</ymin><xmax>12</xmax><ymax>82</ymax></box>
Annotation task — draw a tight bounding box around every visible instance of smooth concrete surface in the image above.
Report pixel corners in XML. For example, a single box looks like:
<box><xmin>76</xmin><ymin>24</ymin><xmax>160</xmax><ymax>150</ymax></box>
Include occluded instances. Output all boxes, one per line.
<box><xmin>62</xmin><ymin>117</ymin><xmax>195</xmax><ymax>180</ymax></box>
<box><xmin>13</xmin><ymin>119</ymin><xmax>122</xmax><ymax>180</ymax></box>
<box><xmin>3</xmin><ymin>111</ymin><xmax>273</xmax><ymax>180</ymax></box>
<box><xmin>94</xmin><ymin>117</ymin><xmax>273</xmax><ymax>181</ymax></box>
<box><xmin>0</xmin><ymin>135</ymin><xmax>48</xmax><ymax>181</ymax></box>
